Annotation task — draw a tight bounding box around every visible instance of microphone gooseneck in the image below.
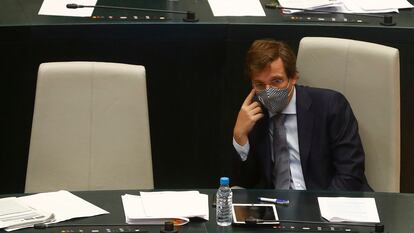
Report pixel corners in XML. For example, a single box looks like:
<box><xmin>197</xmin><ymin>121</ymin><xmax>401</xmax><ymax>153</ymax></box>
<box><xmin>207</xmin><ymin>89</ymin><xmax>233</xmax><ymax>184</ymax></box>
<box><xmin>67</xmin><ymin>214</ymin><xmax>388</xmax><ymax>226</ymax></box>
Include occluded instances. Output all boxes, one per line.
<box><xmin>66</xmin><ymin>3</ymin><xmax>199</xmax><ymax>22</ymax></box>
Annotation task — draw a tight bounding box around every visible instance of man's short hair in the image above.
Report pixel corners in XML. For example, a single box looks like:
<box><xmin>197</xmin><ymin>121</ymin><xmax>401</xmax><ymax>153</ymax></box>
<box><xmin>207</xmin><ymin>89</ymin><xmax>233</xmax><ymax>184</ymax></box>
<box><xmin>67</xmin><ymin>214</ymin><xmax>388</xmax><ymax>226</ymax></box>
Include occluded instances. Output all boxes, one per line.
<box><xmin>245</xmin><ymin>39</ymin><xmax>297</xmax><ymax>79</ymax></box>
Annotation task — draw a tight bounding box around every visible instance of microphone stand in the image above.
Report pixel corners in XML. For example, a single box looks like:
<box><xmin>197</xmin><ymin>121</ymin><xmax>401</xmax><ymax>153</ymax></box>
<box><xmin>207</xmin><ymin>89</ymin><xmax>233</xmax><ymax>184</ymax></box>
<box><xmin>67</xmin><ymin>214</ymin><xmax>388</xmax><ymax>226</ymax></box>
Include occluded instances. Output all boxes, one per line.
<box><xmin>66</xmin><ymin>3</ymin><xmax>198</xmax><ymax>22</ymax></box>
<box><xmin>265</xmin><ymin>3</ymin><xmax>396</xmax><ymax>26</ymax></box>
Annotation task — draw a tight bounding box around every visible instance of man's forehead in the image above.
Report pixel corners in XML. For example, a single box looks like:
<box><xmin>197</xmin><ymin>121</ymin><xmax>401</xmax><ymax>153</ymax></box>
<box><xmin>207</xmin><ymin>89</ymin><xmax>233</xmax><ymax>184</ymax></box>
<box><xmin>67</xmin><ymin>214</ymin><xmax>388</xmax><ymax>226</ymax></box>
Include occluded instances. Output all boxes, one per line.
<box><xmin>252</xmin><ymin>61</ymin><xmax>287</xmax><ymax>81</ymax></box>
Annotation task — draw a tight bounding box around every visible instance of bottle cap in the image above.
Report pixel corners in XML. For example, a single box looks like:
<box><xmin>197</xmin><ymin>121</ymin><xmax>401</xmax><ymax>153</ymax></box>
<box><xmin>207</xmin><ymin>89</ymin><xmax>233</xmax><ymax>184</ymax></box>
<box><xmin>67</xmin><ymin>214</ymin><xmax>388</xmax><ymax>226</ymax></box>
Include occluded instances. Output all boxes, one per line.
<box><xmin>220</xmin><ymin>177</ymin><xmax>230</xmax><ymax>186</ymax></box>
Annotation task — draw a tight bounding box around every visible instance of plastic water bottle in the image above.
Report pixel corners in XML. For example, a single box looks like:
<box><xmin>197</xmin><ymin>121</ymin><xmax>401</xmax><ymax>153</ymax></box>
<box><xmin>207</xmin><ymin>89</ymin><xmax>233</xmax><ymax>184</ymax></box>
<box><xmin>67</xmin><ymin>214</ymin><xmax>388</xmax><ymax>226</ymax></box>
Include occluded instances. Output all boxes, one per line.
<box><xmin>216</xmin><ymin>177</ymin><xmax>233</xmax><ymax>226</ymax></box>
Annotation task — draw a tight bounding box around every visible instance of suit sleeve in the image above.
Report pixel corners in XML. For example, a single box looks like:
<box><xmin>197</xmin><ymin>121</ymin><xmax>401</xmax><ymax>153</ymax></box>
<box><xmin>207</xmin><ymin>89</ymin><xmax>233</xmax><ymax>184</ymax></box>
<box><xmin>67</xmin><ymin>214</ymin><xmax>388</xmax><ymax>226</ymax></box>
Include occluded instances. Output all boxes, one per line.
<box><xmin>232</xmin><ymin>135</ymin><xmax>258</xmax><ymax>188</ymax></box>
<box><xmin>327</xmin><ymin>93</ymin><xmax>371</xmax><ymax>191</ymax></box>
<box><xmin>232</xmin><ymin>119</ymin><xmax>270</xmax><ymax>188</ymax></box>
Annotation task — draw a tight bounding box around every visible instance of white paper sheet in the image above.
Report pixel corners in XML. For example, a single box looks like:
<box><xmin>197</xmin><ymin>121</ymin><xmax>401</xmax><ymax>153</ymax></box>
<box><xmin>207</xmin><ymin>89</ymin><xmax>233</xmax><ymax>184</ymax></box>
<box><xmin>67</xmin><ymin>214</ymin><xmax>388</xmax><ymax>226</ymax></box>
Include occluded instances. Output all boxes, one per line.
<box><xmin>39</xmin><ymin>0</ymin><xmax>98</xmax><ymax>17</ymax></box>
<box><xmin>278</xmin><ymin>0</ymin><xmax>340</xmax><ymax>10</ymax></box>
<box><xmin>0</xmin><ymin>197</ymin><xmax>54</xmax><ymax>231</ymax></box>
<box><xmin>139</xmin><ymin>191</ymin><xmax>209</xmax><ymax>220</ymax></box>
<box><xmin>0</xmin><ymin>198</ymin><xmax>31</xmax><ymax>217</ymax></box>
<box><xmin>122</xmin><ymin>194</ymin><xmax>147</xmax><ymax>219</ymax></box>
<box><xmin>351</xmin><ymin>0</ymin><xmax>412</xmax><ymax>11</ymax></box>
<box><xmin>18</xmin><ymin>190</ymin><xmax>109</xmax><ymax>224</ymax></box>
<box><xmin>208</xmin><ymin>0</ymin><xmax>266</xmax><ymax>16</ymax></box>
<box><xmin>318</xmin><ymin>197</ymin><xmax>380</xmax><ymax>223</ymax></box>
<box><xmin>339</xmin><ymin>0</ymin><xmax>397</xmax><ymax>13</ymax></box>
<box><xmin>121</xmin><ymin>194</ymin><xmax>190</xmax><ymax>226</ymax></box>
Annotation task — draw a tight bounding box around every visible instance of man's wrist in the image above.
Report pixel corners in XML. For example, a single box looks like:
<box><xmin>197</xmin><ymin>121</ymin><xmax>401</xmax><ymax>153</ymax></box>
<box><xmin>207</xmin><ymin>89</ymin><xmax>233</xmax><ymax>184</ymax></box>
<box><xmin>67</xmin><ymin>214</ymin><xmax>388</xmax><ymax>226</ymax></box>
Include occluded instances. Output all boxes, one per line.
<box><xmin>233</xmin><ymin>132</ymin><xmax>248</xmax><ymax>146</ymax></box>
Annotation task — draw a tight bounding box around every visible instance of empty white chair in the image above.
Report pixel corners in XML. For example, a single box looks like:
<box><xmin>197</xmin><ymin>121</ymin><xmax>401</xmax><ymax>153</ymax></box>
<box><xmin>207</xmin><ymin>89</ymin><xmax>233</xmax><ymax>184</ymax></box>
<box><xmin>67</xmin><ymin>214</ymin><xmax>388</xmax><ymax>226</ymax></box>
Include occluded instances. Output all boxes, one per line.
<box><xmin>25</xmin><ymin>62</ymin><xmax>153</xmax><ymax>192</ymax></box>
<box><xmin>297</xmin><ymin>37</ymin><xmax>400</xmax><ymax>192</ymax></box>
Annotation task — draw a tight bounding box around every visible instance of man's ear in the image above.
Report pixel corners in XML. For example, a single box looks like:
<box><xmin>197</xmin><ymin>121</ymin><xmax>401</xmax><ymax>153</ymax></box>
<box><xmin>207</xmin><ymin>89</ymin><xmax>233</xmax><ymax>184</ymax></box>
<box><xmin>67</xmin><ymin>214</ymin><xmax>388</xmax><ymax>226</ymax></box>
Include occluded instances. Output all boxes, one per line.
<box><xmin>291</xmin><ymin>72</ymin><xmax>299</xmax><ymax>85</ymax></box>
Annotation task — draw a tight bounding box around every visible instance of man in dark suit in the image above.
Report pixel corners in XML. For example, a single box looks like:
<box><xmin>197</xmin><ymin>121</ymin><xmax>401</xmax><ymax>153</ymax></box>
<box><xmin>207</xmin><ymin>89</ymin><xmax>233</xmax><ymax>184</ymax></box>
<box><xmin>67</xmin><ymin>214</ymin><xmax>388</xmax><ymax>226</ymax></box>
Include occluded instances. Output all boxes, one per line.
<box><xmin>232</xmin><ymin>39</ymin><xmax>371</xmax><ymax>191</ymax></box>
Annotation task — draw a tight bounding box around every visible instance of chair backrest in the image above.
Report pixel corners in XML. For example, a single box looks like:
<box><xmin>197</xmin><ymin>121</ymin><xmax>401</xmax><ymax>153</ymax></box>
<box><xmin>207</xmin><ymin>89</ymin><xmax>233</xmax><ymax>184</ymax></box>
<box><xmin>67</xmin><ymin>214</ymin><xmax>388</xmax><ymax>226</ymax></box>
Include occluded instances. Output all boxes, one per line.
<box><xmin>25</xmin><ymin>62</ymin><xmax>154</xmax><ymax>192</ymax></box>
<box><xmin>296</xmin><ymin>37</ymin><xmax>400</xmax><ymax>192</ymax></box>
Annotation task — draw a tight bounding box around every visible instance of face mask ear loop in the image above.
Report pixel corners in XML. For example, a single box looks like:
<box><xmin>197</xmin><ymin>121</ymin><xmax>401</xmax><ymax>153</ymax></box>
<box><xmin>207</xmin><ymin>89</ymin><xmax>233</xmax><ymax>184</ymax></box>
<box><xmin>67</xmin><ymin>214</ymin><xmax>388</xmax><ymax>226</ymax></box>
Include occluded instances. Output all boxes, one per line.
<box><xmin>287</xmin><ymin>79</ymin><xmax>294</xmax><ymax>97</ymax></box>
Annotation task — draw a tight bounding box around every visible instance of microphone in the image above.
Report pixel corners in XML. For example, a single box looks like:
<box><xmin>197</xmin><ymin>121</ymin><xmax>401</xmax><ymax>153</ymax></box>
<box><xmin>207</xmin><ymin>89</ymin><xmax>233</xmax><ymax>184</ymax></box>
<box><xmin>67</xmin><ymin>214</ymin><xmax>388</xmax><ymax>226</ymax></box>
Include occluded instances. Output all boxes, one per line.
<box><xmin>66</xmin><ymin>3</ymin><xmax>198</xmax><ymax>22</ymax></box>
<box><xmin>265</xmin><ymin>3</ymin><xmax>396</xmax><ymax>26</ymax></box>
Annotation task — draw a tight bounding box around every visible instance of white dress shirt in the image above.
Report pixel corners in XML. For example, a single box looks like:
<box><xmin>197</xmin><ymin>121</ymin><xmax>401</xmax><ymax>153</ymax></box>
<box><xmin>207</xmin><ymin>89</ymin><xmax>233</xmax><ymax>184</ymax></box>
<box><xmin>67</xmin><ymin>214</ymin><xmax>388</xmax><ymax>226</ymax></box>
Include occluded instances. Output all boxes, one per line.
<box><xmin>233</xmin><ymin>87</ymin><xmax>307</xmax><ymax>190</ymax></box>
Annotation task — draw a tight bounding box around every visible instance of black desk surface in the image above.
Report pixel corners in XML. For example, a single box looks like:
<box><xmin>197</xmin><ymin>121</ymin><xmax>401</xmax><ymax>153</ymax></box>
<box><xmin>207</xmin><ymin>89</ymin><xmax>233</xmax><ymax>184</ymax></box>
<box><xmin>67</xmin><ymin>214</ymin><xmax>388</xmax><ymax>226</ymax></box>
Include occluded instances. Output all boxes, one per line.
<box><xmin>2</xmin><ymin>189</ymin><xmax>413</xmax><ymax>233</ymax></box>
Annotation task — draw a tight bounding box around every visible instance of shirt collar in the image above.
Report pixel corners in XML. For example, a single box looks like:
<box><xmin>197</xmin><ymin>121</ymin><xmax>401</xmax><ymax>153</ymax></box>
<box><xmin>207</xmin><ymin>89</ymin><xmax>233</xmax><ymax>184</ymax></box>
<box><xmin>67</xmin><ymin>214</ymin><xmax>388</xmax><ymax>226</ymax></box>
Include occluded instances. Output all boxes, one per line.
<box><xmin>282</xmin><ymin>86</ymin><xmax>297</xmax><ymax>114</ymax></box>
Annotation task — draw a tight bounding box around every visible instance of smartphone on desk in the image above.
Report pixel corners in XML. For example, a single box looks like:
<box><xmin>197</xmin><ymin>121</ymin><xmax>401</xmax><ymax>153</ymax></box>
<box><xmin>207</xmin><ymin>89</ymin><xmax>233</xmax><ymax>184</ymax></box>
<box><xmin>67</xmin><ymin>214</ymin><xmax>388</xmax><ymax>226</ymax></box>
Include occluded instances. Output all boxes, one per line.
<box><xmin>232</xmin><ymin>203</ymin><xmax>278</xmax><ymax>225</ymax></box>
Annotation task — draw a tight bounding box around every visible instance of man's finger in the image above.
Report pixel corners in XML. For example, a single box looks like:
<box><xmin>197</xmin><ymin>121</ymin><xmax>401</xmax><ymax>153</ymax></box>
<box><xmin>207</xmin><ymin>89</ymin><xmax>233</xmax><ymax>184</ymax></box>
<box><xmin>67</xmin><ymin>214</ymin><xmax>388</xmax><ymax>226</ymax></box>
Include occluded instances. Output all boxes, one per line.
<box><xmin>242</xmin><ymin>89</ymin><xmax>256</xmax><ymax>106</ymax></box>
<box><xmin>250</xmin><ymin>106</ymin><xmax>262</xmax><ymax>115</ymax></box>
<box><xmin>247</xmin><ymin>101</ymin><xmax>261</xmax><ymax>110</ymax></box>
<box><xmin>252</xmin><ymin>113</ymin><xmax>264</xmax><ymax>122</ymax></box>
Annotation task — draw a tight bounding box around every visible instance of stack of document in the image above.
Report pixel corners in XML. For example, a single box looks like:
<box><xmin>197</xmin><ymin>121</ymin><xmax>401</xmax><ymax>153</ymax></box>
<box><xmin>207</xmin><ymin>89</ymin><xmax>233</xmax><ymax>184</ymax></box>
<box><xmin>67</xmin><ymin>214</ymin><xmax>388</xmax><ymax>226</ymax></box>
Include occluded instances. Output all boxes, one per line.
<box><xmin>0</xmin><ymin>197</ymin><xmax>54</xmax><ymax>231</ymax></box>
<box><xmin>278</xmin><ymin>0</ymin><xmax>413</xmax><ymax>14</ymax></box>
<box><xmin>0</xmin><ymin>190</ymin><xmax>109</xmax><ymax>231</ymax></box>
<box><xmin>122</xmin><ymin>191</ymin><xmax>209</xmax><ymax>226</ymax></box>
<box><xmin>318</xmin><ymin>197</ymin><xmax>380</xmax><ymax>223</ymax></box>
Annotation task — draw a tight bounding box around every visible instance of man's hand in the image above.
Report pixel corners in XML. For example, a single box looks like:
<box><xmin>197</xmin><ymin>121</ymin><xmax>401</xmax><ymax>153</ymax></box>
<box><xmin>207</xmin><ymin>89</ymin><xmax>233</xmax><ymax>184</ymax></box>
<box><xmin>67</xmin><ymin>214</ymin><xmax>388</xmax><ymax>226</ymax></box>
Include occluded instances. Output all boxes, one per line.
<box><xmin>233</xmin><ymin>89</ymin><xmax>264</xmax><ymax>146</ymax></box>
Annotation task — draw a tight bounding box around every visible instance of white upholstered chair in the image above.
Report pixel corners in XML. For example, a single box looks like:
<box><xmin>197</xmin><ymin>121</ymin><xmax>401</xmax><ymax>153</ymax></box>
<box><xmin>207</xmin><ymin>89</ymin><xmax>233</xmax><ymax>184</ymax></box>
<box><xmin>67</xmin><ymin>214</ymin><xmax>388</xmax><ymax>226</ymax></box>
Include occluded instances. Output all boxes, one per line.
<box><xmin>25</xmin><ymin>62</ymin><xmax>154</xmax><ymax>192</ymax></box>
<box><xmin>297</xmin><ymin>37</ymin><xmax>400</xmax><ymax>192</ymax></box>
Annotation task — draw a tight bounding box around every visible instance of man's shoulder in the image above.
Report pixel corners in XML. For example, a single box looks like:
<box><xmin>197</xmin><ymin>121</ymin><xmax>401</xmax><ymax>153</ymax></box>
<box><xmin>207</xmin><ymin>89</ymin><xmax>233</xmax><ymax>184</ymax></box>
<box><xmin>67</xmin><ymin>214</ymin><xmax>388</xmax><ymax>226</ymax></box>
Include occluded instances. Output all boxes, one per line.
<box><xmin>296</xmin><ymin>85</ymin><xmax>346</xmax><ymax>102</ymax></box>
<box><xmin>295</xmin><ymin>85</ymin><xmax>351</xmax><ymax>114</ymax></box>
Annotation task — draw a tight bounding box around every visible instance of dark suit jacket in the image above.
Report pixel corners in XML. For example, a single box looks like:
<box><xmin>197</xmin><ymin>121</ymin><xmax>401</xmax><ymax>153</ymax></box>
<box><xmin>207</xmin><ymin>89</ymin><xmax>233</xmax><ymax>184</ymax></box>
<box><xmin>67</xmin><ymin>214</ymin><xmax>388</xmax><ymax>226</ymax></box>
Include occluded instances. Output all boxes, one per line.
<box><xmin>232</xmin><ymin>85</ymin><xmax>372</xmax><ymax>191</ymax></box>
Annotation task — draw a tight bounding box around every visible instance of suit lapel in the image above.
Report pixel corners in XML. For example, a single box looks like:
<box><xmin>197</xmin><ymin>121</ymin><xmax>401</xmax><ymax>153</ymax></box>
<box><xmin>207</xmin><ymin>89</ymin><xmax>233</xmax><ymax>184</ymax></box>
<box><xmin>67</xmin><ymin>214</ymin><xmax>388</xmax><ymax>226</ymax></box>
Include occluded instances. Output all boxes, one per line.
<box><xmin>296</xmin><ymin>86</ymin><xmax>313</xmax><ymax>178</ymax></box>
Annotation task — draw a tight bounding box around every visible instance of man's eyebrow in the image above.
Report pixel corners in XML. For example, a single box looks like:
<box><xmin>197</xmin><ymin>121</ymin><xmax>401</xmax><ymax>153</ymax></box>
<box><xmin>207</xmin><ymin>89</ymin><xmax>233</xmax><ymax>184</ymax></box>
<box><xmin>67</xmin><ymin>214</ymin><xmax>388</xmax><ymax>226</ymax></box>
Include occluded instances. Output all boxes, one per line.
<box><xmin>271</xmin><ymin>74</ymin><xmax>284</xmax><ymax>79</ymax></box>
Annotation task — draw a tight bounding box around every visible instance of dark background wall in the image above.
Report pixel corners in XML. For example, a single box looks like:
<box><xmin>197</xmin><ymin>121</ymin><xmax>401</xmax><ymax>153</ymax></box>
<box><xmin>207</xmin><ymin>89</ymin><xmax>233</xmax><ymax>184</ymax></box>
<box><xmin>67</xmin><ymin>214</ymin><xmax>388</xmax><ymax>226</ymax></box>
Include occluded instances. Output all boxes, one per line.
<box><xmin>2</xmin><ymin>2</ymin><xmax>414</xmax><ymax>194</ymax></box>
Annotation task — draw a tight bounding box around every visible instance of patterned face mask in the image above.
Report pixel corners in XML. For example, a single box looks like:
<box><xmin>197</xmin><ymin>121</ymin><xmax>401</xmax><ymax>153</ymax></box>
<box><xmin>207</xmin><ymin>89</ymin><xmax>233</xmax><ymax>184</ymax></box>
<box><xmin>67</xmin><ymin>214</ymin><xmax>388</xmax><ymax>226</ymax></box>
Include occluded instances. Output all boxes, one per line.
<box><xmin>256</xmin><ymin>81</ymin><xmax>292</xmax><ymax>115</ymax></box>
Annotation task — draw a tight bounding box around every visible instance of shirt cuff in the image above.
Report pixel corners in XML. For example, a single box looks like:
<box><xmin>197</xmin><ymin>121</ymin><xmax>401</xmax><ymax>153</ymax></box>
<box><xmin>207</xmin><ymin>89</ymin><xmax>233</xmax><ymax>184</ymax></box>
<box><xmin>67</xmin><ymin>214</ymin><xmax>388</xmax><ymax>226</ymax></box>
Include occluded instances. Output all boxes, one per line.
<box><xmin>233</xmin><ymin>137</ymin><xmax>250</xmax><ymax>161</ymax></box>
